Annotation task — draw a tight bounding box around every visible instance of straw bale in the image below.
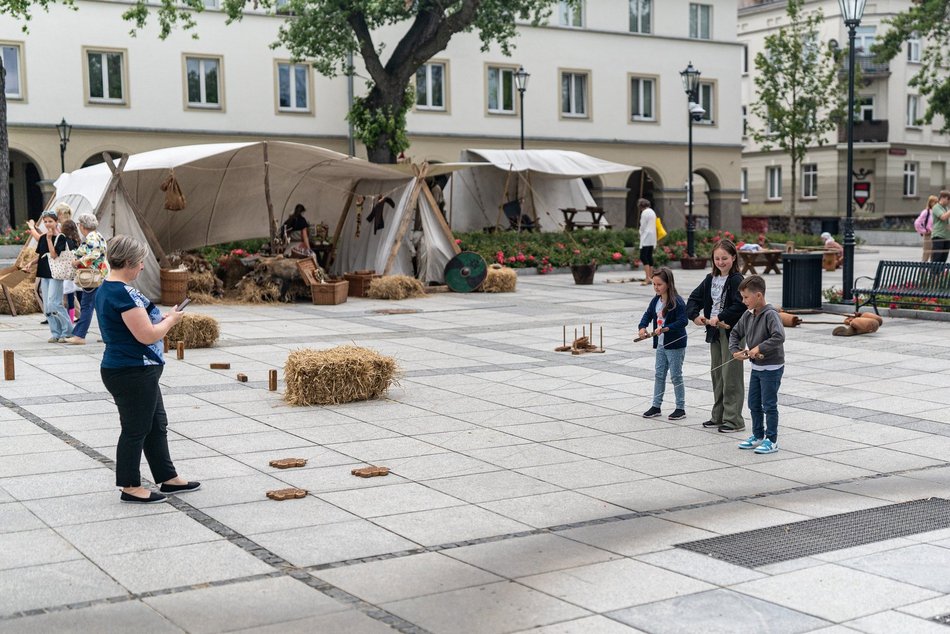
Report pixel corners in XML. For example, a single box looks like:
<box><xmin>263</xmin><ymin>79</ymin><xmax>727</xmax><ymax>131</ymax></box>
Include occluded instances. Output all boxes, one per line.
<box><xmin>284</xmin><ymin>345</ymin><xmax>399</xmax><ymax>406</ymax></box>
<box><xmin>0</xmin><ymin>282</ymin><xmax>41</xmax><ymax>315</ymax></box>
<box><xmin>481</xmin><ymin>264</ymin><xmax>517</xmax><ymax>293</ymax></box>
<box><xmin>366</xmin><ymin>275</ymin><xmax>425</xmax><ymax>300</ymax></box>
<box><xmin>188</xmin><ymin>270</ymin><xmax>219</xmax><ymax>295</ymax></box>
<box><xmin>166</xmin><ymin>313</ymin><xmax>220</xmax><ymax>348</ymax></box>
<box><xmin>234</xmin><ymin>277</ymin><xmax>281</xmax><ymax>303</ymax></box>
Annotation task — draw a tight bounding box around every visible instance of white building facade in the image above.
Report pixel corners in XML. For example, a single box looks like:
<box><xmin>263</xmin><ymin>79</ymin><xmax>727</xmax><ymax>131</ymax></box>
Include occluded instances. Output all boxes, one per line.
<box><xmin>2</xmin><ymin>0</ymin><xmax>743</xmax><ymax>231</ymax></box>
<box><xmin>739</xmin><ymin>0</ymin><xmax>949</xmax><ymax>233</ymax></box>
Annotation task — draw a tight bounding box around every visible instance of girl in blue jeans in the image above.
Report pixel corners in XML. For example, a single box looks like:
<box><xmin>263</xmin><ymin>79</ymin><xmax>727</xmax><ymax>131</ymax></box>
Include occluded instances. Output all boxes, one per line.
<box><xmin>639</xmin><ymin>267</ymin><xmax>688</xmax><ymax>421</ymax></box>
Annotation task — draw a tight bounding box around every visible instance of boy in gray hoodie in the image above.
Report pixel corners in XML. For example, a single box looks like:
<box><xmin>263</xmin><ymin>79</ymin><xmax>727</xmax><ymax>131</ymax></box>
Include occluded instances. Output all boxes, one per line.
<box><xmin>728</xmin><ymin>275</ymin><xmax>785</xmax><ymax>454</ymax></box>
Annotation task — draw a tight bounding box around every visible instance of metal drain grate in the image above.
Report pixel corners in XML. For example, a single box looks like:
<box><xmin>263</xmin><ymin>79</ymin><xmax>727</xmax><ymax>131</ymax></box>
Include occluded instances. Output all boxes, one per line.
<box><xmin>675</xmin><ymin>498</ymin><xmax>950</xmax><ymax>569</ymax></box>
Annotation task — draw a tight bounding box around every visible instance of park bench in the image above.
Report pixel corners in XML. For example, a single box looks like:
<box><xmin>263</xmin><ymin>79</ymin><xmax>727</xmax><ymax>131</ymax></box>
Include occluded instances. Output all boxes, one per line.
<box><xmin>853</xmin><ymin>260</ymin><xmax>950</xmax><ymax>314</ymax></box>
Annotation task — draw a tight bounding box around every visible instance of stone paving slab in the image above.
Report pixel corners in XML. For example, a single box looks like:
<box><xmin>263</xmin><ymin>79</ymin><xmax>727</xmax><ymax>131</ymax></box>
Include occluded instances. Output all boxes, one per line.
<box><xmin>3</xmin><ymin>245</ymin><xmax>950</xmax><ymax>632</ymax></box>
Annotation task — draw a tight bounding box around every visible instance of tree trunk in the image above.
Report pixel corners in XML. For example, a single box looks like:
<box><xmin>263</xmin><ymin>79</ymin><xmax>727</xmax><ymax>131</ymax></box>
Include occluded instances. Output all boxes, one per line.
<box><xmin>360</xmin><ymin>82</ymin><xmax>409</xmax><ymax>164</ymax></box>
<box><xmin>790</xmin><ymin>155</ymin><xmax>797</xmax><ymax>233</ymax></box>
<box><xmin>0</xmin><ymin>64</ymin><xmax>9</xmax><ymax>232</ymax></box>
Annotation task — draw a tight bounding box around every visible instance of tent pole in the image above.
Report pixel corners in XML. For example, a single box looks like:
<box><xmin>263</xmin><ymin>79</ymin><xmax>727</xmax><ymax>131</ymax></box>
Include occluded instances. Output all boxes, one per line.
<box><xmin>421</xmin><ymin>183</ymin><xmax>461</xmax><ymax>255</ymax></box>
<box><xmin>384</xmin><ymin>178</ymin><xmax>425</xmax><ymax>275</ymax></box>
<box><xmin>96</xmin><ymin>153</ymin><xmax>127</xmax><ymax>224</ymax></box>
<box><xmin>104</xmin><ymin>156</ymin><xmax>171</xmax><ymax>269</ymax></box>
<box><xmin>328</xmin><ymin>189</ymin><xmax>356</xmax><ymax>271</ymax></box>
<box><xmin>263</xmin><ymin>142</ymin><xmax>277</xmax><ymax>242</ymax></box>
<box><xmin>525</xmin><ymin>172</ymin><xmax>539</xmax><ymax>227</ymax></box>
<box><xmin>495</xmin><ymin>168</ymin><xmax>513</xmax><ymax>231</ymax></box>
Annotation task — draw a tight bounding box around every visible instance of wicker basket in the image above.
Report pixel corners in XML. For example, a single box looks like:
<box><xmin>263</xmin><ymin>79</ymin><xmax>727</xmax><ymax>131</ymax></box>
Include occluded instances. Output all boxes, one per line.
<box><xmin>310</xmin><ymin>279</ymin><xmax>349</xmax><ymax>305</ymax></box>
<box><xmin>160</xmin><ymin>268</ymin><xmax>189</xmax><ymax>305</ymax></box>
<box><xmin>343</xmin><ymin>270</ymin><xmax>381</xmax><ymax>297</ymax></box>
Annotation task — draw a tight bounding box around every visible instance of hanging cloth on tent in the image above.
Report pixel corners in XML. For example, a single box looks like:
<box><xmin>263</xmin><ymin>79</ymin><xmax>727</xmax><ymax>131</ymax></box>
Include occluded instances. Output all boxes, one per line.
<box><xmin>366</xmin><ymin>196</ymin><xmax>395</xmax><ymax>234</ymax></box>
<box><xmin>354</xmin><ymin>195</ymin><xmax>365</xmax><ymax>238</ymax></box>
<box><xmin>160</xmin><ymin>170</ymin><xmax>187</xmax><ymax>211</ymax></box>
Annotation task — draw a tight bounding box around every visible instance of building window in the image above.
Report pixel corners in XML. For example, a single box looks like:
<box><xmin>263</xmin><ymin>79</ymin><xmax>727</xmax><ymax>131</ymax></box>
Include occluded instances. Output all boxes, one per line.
<box><xmin>86</xmin><ymin>49</ymin><xmax>126</xmax><ymax>104</ymax></box>
<box><xmin>933</xmin><ymin>162</ymin><xmax>947</xmax><ymax>190</ymax></box>
<box><xmin>904</xmin><ymin>162</ymin><xmax>918</xmax><ymax>197</ymax></box>
<box><xmin>277</xmin><ymin>61</ymin><xmax>309</xmax><ymax>112</ymax></box>
<box><xmin>907</xmin><ymin>95</ymin><xmax>919</xmax><ymax>127</ymax></box>
<box><xmin>697</xmin><ymin>81</ymin><xmax>714</xmax><ymax>124</ymax></box>
<box><xmin>742</xmin><ymin>44</ymin><xmax>749</xmax><ymax>74</ymax></box>
<box><xmin>629</xmin><ymin>0</ymin><xmax>651</xmax><ymax>34</ymax></box>
<box><xmin>185</xmin><ymin>56</ymin><xmax>221</xmax><ymax>108</ymax></box>
<box><xmin>767</xmin><ymin>166</ymin><xmax>782</xmax><ymax>200</ymax></box>
<box><xmin>487</xmin><ymin>66</ymin><xmax>515</xmax><ymax>114</ymax></box>
<box><xmin>560</xmin><ymin>71</ymin><xmax>589</xmax><ymax>118</ymax></box>
<box><xmin>854</xmin><ymin>25</ymin><xmax>876</xmax><ymax>55</ymax></box>
<box><xmin>740</xmin><ymin>168</ymin><xmax>748</xmax><ymax>202</ymax></box>
<box><xmin>630</xmin><ymin>76</ymin><xmax>655</xmax><ymax>121</ymax></box>
<box><xmin>857</xmin><ymin>96</ymin><xmax>874</xmax><ymax>121</ymax></box>
<box><xmin>1</xmin><ymin>43</ymin><xmax>23</xmax><ymax>100</ymax></box>
<box><xmin>741</xmin><ymin>105</ymin><xmax>747</xmax><ymax>136</ymax></box>
<box><xmin>415</xmin><ymin>62</ymin><xmax>446</xmax><ymax>110</ymax></box>
<box><xmin>801</xmin><ymin>163</ymin><xmax>817</xmax><ymax>199</ymax></box>
<box><xmin>558</xmin><ymin>0</ymin><xmax>584</xmax><ymax>27</ymax></box>
<box><xmin>202</xmin><ymin>0</ymin><xmax>218</xmax><ymax>7</ymax></box>
<box><xmin>689</xmin><ymin>4</ymin><xmax>711</xmax><ymax>40</ymax></box>
<box><xmin>907</xmin><ymin>34</ymin><xmax>921</xmax><ymax>63</ymax></box>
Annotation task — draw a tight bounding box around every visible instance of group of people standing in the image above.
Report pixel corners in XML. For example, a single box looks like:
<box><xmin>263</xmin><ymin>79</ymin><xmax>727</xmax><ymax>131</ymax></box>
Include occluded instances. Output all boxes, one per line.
<box><xmin>915</xmin><ymin>190</ymin><xmax>950</xmax><ymax>262</ymax></box>
<box><xmin>638</xmin><ymin>239</ymin><xmax>787</xmax><ymax>455</ymax></box>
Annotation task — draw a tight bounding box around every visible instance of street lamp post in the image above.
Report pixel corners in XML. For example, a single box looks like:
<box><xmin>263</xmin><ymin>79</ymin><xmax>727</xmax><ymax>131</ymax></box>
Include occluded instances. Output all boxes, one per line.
<box><xmin>56</xmin><ymin>118</ymin><xmax>72</xmax><ymax>174</ymax></box>
<box><xmin>514</xmin><ymin>66</ymin><xmax>530</xmax><ymax>150</ymax></box>
<box><xmin>838</xmin><ymin>0</ymin><xmax>866</xmax><ymax>302</ymax></box>
<box><xmin>680</xmin><ymin>62</ymin><xmax>702</xmax><ymax>258</ymax></box>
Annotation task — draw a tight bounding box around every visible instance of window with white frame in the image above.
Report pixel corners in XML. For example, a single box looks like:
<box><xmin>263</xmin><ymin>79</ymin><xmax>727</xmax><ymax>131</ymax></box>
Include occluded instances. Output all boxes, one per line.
<box><xmin>854</xmin><ymin>25</ymin><xmax>876</xmax><ymax>55</ymax></box>
<box><xmin>629</xmin><ymin>0</ymin><xmax>651</xmax><ymax>34</ymax></box>
<box><xmin>907</xmin><ymin>34</ymin><xmax>921</xmax><ymax>62</ymax></box>
<box><xmin>742</xmin><ymin>44</ymin><xmax>749</xmax><ymax>74</ymax></box>
<box><xmin>1</xmin><ymin>43</ymin><xmax>23</xmax><ymax>100</ymax></box>
<box><xmin>857</xmin><ymin>96</ymin><xmax>874</xmax><ymax>121</ymax></box>
<box><xmin>934</xmin><ymin>161</ymin><xmax>947</xmax><ymax>190</ymax></box>
<box><xmin>689</xmin><ymin>4</ymin><xmax>711</xmax><ymax>39</ymax></box>
<box><xmin>767</xmin><ymin>166</ymin><xmax>782</xmax><ymax>200</ymax></box>
<box><xmin>415</xmin><ymin>62</ymin><xmax>445</xmax><ymax>110</ymax></box>
<box><xmin>697</xmin><ymin>81</ymin><xmax>714</xmax><ymax>124</ymax></box>
<box><xmin>202</xmin><ymin>0</ymin><xmax>218</xmax><ymax>7</ymax></box>
<box><xmin>560</xmin><ymin>71</ymin><xmax>588</xmax><ymax>118</ymax></box>
<box><xmin>277</xmin><ymin>62</ymin><xmax>309</xmax><ymax>112</ymax></box>
<box><xmin>487</xmin><ymin>66</ymin><xmax>515</xmax><ymax>114</ymax></box>
<box><xmin>801</xmin><ymin>163</ymin><xmax>817</xmax><ymax>199</ymax></box>
<box><xmin>907</xmin><ymin>95</ymin><xmax>919</xmax><ymax>127</ymax></box>
<box><xmin>558</xmin><ymin>0</ymin><xmax>584</xmax><ymax>27</ymax></box>
<box><xmin>86</xmin><ymin>49</ymin><xmax>125</xmax><ymax>103</ymax></box>
<box><xmin>630</xmin><ymin>76</ymin><xmax>655</xmax><ymax>121</ymax></box>
<box><xmin>740</xmin><ymin>168</ymin><xmax>748</xmax><ymax>202</ymax></box>
<box><xmin>185</xmin><ymin>56</ymin><xmax>221</xmax><ymax>108</ymax></box>
<box><xmin>904</xmin><ymin>162</ymin><xmax>918</xmax><ymax>197</ymax></box>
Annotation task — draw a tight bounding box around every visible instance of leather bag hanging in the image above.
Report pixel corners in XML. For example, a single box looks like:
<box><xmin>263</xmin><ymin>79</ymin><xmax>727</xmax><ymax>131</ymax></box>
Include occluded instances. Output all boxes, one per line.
<box><xmin>160</xmin><ymin>170</ymin><xmax>187</xmax><ymax>211</ymax></box>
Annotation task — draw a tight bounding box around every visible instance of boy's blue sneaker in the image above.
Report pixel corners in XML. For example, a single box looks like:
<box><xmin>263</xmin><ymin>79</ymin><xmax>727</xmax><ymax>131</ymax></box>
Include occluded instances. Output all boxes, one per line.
<box><xmin>754</xmin><ymin>439</ymin><xmax>778</xmax><ymax>454</ymax></box>
<box><xmin>737</xmin><ymin>435</ymin><xmax>764</xmax><ymax>450</ymax></box>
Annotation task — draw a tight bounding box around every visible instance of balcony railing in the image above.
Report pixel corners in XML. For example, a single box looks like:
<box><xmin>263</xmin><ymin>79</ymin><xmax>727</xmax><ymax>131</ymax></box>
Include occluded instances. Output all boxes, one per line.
<box><xmin>838</xmin><ymin>119</ymin><xmax>889</xmax><ymax>143</ymax></box>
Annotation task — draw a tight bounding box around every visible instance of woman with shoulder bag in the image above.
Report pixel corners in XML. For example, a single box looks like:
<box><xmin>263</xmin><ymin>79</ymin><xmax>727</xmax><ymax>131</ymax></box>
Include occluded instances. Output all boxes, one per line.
<box><xmin>27</xmin><ymin>209</ymin><xmax>73</xmax><ymax>343</ymax></box>
<box><xmin>915</xmin><ymin>195</ymin><xmax>938</xmax><ymax>262</ymax></box>
<box><xmin>64</xmin><ymin>213</ymin><xmax>109</xmax><ymax>345</ymax></box>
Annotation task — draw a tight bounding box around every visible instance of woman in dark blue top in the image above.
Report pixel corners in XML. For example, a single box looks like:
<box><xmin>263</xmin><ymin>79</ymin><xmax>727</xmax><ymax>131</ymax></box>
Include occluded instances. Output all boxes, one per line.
<box><xmin>95</xmin><ymin>235</ymin><xmax>200</xmax><ymax>504</ymax></box>
<box><xmin>638</xmin><ymin>267</ymin><xmax>688</xmax><ymax>421</ymax></box>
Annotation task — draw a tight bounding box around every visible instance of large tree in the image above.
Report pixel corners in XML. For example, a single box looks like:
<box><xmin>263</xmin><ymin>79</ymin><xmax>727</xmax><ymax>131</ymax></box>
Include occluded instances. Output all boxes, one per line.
<box><xmin>123</xmin><ymin>0</ymin><xmax>560</xmax><ymax>163</ymax></box>
<box><xmin>875</xmin><ymin>0</ymin><xmax>950</xmax><ymax>132</ymax></box>
<box><xmin>748</xmin><ymin>0</ymin><xmax>845</xmax><ymax>228</ymax></box>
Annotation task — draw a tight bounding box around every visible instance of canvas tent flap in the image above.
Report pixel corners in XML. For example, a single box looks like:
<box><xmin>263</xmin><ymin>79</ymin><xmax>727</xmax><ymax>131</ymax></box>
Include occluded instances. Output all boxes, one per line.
<box><xmin>462</xmin><ymin>149</ymin><xmax>637</xmax><ymax>177</ymax></box>
<box><xmin>52</xmin><ymin>142</ymin><xmax>457</xmax><ymax>300</ymax></box>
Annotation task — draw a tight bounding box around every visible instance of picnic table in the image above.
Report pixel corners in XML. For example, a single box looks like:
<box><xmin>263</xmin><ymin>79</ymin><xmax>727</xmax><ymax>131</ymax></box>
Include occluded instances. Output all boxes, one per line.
<box><xmin>738</xmin><ymin>249</ymin><xmax>783</xmax><ymax>275</ymax></box>
<box><xmin>561</xmin><ymin>207</ymin><xmax>611</xmax><ymax>231</ymax></box>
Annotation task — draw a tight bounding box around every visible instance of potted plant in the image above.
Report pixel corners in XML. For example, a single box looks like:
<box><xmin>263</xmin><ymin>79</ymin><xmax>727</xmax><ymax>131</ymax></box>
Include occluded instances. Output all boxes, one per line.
<box><xmin>568</xmin><ymin>246</ymin><xmax>597</xmax><ymax>285</ymax></box>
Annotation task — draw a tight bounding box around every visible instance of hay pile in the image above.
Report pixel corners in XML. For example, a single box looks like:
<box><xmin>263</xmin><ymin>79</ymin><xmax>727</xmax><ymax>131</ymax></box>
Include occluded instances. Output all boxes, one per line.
<box><xmin>166</xmin><ymin>313</ymin><xmax>220</xmax><ymax>348</ymax></box>
<box><xmin>234</xmin><ymin>277</ymin><xmax>282</xmax><ymax>303</ymax></box>
<box><xmin>366</xmin><ymin>275</ymin><xmax>425</xmax><ymax>300</ymax></box>
<box><xmin>188</xmin><ymin>270</ymin><xmax>219</xmax><ymax>295</ymax></box>
<box><xmin>0</xmin><ymin>282</ymin><xmax>40</xmax><ymax>315</ymax></box>
<box><xmin>481</xmin><ymin>264</ymin><xmax>517</xmax><ymax>293</ymax></box>
<box><xmin>284</xmin><ymin>345</ymin><xmax>399</xmax><ymax>406</ymax></box>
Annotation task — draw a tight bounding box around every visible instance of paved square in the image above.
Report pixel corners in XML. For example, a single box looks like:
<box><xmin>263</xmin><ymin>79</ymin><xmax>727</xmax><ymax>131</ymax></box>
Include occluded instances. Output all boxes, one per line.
<box><xmin>2</xmin><ymin>246</ymin><xmax>950</xmax><ymax>632</ymax></box>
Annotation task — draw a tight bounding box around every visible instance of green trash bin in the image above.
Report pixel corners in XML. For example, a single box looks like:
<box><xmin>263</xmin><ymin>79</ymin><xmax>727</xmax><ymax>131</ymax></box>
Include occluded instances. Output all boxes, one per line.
<box><xmin>781</xmin><ymin>253</ymin><xmax>823</xmax><ymax>311</ymax></box>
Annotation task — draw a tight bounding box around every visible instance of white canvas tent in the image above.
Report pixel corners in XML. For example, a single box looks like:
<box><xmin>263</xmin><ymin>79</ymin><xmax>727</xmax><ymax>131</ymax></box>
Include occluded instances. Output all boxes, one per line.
<box><xmin>51</xmin><ymin>142</ymin><xmax>459</xmax><ymax>300</ymax></box>
<box><xmin>443</xmin><ymin>149</ymin><xmax>639</xmax><ymax>232</ymax></box>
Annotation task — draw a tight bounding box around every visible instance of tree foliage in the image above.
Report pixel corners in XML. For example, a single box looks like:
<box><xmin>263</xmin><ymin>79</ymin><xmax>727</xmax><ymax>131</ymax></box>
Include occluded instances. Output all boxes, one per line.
<box><xmin>875</xmin><ymin>0</ymin><xmax>950</xmax><ymax>131</ymax></box>
<box><xmin>122</xmin><ymin>0</ymin><xmax>561</xmax><ymax>162</ymax></box>
<box><xmin>748</xmin><ymin>0</ymin><xmax>845</xmax><ymax>222</ymax></box>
